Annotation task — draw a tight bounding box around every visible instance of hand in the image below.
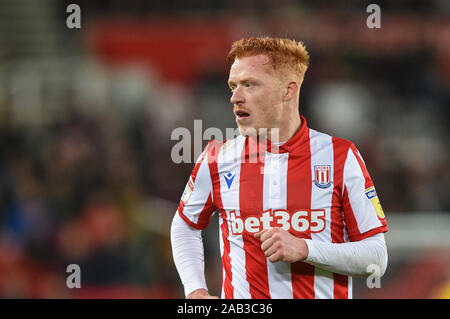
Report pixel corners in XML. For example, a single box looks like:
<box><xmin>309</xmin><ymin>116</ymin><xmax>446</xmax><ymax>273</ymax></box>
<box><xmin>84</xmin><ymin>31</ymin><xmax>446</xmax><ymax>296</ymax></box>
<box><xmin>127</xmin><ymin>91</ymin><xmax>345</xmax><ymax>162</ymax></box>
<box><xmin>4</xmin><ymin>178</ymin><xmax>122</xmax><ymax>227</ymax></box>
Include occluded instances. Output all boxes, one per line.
<box><xmin>254</xmin><ymin>227</ymin><xmax>309</xmax><ymax>263</ymax></box>
<box><xmin>186</xmin><ymin>288</ymin><xmax>219</xmax><ymax>299</ymax></box>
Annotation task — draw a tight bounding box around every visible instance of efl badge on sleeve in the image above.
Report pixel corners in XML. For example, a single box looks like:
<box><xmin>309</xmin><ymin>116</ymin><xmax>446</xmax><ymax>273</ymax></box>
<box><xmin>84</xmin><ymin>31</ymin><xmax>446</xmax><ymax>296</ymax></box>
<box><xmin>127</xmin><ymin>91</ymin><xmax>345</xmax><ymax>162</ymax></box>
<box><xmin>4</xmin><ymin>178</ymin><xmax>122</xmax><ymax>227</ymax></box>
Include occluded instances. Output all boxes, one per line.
<box><xmin>181</xmin><ymin>177</ymin><xmax>194</xmax><ymax>204</ymax></box>
<box><xmin>365</xmin><ymin>186</ymin><xmax>385</xmax><ymax>218</ymax></box>
<box><xmin>314</xmin><ymin>165</ymin><xmax>332</xmax><ymax>189</ymax></box>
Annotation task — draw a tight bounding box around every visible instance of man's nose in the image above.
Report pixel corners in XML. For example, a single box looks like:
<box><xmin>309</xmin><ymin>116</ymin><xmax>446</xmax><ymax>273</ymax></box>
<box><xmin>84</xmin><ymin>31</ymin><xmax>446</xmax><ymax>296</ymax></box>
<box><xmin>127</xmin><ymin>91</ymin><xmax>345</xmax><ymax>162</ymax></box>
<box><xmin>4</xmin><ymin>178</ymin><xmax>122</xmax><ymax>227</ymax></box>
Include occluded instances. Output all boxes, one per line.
<box><xmin>230</xmin><ymin>86</ymin><xmax>244</xmax><ymax>105</ymax></box>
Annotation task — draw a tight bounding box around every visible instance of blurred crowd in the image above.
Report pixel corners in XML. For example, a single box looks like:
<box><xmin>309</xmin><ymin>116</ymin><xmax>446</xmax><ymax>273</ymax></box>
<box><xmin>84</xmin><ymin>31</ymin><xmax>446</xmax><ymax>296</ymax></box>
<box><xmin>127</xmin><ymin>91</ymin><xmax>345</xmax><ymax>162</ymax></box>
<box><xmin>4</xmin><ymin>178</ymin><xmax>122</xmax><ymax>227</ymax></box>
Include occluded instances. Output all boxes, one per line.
<box><xmin>0</xmin><ymin>103</ymin><xmax>184</xmax><ymax>297</ymax></box>
<box><xmin>0</xmin><ymin>0</ymin><xmax>449</xmax><ymax>298</ymax></box>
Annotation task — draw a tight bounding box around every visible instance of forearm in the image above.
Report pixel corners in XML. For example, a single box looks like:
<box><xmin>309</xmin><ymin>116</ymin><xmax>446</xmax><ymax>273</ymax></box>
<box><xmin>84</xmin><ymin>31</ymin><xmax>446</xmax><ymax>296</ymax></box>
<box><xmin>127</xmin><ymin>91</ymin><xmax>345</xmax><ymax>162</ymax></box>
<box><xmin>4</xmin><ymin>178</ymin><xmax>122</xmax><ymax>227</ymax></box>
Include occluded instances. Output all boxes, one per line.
<box><xmin>170</xmin><ymin>213</ymin><xmax>208</xmax><ymax>296</ymax></box>
<box><xmin>304</xmin><ymin>233</ymin><xmax>388</xmax><ymax>276</ymax></box>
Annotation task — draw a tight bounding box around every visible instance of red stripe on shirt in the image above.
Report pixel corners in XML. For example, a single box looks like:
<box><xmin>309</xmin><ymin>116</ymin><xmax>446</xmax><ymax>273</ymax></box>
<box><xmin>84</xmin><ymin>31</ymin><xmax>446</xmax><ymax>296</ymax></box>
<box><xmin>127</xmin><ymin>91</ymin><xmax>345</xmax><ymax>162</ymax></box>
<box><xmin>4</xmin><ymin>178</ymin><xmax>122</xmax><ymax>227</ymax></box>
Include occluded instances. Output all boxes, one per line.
<box><xmin>240</xmin><ymin>137</ymin><xmax>271</xmax><ymax>299</ymax></box>
<box><xmin>342</xmin><ymin>185</ymin><xmax>364</xmax><ymax>242</ymax></box>
<box><xmin>197</xmin><ymin>194</ymin><xmax>215</xmax><ymax>229</ymax></box>
<box><xmin>351</xmin><ymin>226</ymin><xmax>388</xmax><ymax>241</ymax></box>
<box><xmin>349</xmin><ymin>144</ymin><xmax>373</xmax><ymax>189</ymax></box>
<box><xmin>208</xmin><ymin>141</ymin><xmax>234</xmax><ymax>299</ymax></box>
<box><xmin>331</xmin><ymin>138</ymin><xmax>349</xmax><ymax>298</ymax></box>
<box><xmin>288</xmin><ymin>130</ymin><xmax>315</xmax><ymax>299</ymax></box>
<box><xmin>220</xmin><ymin>209</ymin><xmax>233</xmax><ymax>299</ymax></box>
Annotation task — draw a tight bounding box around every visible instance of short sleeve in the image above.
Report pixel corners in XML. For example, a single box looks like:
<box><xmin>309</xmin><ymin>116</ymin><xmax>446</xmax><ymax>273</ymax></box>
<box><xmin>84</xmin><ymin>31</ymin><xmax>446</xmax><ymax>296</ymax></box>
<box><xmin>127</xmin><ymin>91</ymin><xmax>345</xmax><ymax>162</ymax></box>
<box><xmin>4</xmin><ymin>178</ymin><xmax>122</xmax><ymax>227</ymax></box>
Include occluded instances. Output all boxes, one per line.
<box><xmin>341</xmin><ymin>144</ymin><xmax>388</xmax><ymax>241</ymax></box>
<box><xmin>177</xmin><ymin>145</ymin><xmax>216</xmax><ymax>230</ymax></box>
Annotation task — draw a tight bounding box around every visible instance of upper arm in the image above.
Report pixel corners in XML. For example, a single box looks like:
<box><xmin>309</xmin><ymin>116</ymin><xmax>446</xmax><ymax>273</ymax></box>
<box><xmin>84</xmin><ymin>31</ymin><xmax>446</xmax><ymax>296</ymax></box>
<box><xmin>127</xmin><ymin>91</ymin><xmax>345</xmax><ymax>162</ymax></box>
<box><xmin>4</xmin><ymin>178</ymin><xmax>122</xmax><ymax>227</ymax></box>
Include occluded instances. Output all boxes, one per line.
<box><xmin>177</xmin><ymin>143</ymin><xmax>216</xmax><ymax>230</ymax></box>
<box><xmin>341</xmin><ymin>143</ymin><xmax>388</xmax><ymax>242</ymax></box>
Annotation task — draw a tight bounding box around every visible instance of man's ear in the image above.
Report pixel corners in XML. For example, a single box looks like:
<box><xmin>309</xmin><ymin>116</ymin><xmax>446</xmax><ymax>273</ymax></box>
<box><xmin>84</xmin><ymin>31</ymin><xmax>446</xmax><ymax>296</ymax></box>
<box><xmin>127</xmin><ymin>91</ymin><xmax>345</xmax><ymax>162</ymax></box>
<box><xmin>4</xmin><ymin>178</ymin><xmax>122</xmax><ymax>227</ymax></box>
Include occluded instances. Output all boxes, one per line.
<box><xmin>283</xmin><ymin>81</ymin><xmax>300</xmax><ymax>102</ymax></box>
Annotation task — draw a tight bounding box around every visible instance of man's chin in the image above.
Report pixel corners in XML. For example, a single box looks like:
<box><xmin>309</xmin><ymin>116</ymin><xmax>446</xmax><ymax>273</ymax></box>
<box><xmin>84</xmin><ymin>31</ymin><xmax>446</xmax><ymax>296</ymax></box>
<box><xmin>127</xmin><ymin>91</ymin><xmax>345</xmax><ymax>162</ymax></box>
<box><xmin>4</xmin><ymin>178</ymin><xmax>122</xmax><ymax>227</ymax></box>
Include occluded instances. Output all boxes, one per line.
<box><xmin>238</xmin><ymin>126</ymin><xmax>258</xmax><ymax>137</ymax></box>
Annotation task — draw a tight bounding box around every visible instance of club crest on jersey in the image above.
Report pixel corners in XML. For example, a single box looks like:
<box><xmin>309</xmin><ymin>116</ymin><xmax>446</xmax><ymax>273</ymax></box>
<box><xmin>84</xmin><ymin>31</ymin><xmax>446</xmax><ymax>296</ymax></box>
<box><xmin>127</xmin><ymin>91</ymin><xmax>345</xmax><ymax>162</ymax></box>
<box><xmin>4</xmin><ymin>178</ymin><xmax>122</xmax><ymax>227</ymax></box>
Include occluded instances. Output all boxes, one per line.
<box><xmin>314</xmin><ymin>165</ymin><xmax>332</xmax><ymax>189</ymax></box>
<box><xmin>224</xmin><ymin>172</ymin><xmax>235</xmax><ymax>189</ymax></box>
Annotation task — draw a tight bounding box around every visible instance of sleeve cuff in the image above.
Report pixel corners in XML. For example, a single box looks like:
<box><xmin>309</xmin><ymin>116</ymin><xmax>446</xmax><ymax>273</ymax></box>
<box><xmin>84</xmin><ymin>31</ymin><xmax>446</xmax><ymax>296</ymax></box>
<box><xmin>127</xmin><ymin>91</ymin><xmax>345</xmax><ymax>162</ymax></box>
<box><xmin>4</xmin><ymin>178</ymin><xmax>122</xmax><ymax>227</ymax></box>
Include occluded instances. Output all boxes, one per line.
<box><xmin>349</xmin><ymin>225</ymin><xmax>388</xmax><ymax>242</ymax></box>
<box><xmin>304</xmin><ymin>239</ymin><xmax>317</xmax><ymax>263</ymax></box>
<box><xmin>184</xmin><ymin>281</ymin><xmax>208</xmax><ymax>297</ymax></box>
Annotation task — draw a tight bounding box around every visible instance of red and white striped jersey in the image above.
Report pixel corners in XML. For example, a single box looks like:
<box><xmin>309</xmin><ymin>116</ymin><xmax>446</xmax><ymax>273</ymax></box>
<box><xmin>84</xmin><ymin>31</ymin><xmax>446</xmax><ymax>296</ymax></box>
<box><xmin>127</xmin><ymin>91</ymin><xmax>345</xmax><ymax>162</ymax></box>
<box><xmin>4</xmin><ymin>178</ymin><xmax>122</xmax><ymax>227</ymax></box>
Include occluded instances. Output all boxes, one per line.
<box><xmin>177</xmin><ymin>116</ymin><xmax>388</xmax><ymax>299</ymax></box>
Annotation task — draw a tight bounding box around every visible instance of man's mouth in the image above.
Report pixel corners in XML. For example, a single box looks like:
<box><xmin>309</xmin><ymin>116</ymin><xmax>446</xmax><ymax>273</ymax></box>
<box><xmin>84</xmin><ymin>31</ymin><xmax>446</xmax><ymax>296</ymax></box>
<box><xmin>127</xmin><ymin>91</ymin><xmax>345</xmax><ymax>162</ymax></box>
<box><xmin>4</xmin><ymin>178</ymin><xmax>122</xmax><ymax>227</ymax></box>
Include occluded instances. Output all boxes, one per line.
<box><xmin>235</xmin><ymin>110</ymin><xmax>251</xmax><ymax>120</ymax></box>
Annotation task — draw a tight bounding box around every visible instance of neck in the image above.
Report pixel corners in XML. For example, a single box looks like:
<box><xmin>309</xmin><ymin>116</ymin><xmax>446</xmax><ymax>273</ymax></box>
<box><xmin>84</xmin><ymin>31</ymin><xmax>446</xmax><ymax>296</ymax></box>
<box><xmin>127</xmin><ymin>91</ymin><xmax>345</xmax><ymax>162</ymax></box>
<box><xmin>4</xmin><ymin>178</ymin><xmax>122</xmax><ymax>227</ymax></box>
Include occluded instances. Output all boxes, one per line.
<box><xmin>267</xmin><ymin>111</ymin><xmax>301</xmax><ymax>143</ymax></box>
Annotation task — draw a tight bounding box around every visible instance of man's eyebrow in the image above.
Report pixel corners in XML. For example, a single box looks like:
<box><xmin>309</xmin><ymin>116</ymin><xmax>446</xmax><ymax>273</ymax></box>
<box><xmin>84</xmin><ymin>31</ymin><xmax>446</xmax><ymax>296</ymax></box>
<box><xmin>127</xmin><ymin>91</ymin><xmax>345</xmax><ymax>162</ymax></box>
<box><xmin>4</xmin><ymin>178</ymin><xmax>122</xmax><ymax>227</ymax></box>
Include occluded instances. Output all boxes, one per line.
<box><xmin>228</xmin><ymin>77</ymin><xmax>258</xmax><ymax>86</ymax></box>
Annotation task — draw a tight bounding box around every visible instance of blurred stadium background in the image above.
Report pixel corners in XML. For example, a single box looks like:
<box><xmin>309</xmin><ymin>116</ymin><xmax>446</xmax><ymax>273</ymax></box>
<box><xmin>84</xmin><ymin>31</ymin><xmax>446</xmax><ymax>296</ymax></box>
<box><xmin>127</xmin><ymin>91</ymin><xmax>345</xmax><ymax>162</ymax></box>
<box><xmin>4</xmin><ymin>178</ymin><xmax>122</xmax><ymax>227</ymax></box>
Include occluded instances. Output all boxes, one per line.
<box><xmin>0</xmin><ymin>0</ymin><xmax>449</xmax><ymax>298</ymax></box>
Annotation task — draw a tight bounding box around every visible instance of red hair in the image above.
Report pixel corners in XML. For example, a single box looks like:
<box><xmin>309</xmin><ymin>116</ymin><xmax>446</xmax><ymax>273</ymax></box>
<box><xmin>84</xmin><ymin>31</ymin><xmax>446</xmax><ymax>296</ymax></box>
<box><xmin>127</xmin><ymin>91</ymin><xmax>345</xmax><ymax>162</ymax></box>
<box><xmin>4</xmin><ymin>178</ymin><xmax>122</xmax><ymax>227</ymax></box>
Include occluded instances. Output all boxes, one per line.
<box><xmin>227</xmin><ymin>36</ymin><xmax>310</xmax><ymax>82</ymax></box>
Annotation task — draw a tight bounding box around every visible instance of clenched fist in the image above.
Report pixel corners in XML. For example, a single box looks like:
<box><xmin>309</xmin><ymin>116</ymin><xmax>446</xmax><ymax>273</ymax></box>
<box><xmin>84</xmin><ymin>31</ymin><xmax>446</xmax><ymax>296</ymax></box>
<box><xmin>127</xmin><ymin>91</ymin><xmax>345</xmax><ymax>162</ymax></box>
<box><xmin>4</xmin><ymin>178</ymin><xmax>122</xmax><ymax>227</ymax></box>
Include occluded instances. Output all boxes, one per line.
<box><xmin>187</xmin><ymin>288</ymin><xmax>219</xmax><ymax>299</ymax></box>
<box><xmin>254</xmin><ymin>227</ymin><xmax>309</xmax><ymax>263</ymax></box>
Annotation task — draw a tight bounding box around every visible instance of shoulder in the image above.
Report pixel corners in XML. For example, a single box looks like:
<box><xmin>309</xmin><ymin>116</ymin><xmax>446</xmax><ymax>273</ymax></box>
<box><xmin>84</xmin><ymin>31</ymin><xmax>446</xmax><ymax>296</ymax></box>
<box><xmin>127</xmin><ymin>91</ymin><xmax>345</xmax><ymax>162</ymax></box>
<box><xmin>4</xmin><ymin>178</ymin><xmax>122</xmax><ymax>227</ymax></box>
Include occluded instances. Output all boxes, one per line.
<box><xmin>204</xmin><ymin>135</ymin><xmax>246</xmax><ymax>161</ymax></box>
<box><xmin>309</xmin><ymin>128</ymin><xmax>355</xmax><ymax>153</ymax></box>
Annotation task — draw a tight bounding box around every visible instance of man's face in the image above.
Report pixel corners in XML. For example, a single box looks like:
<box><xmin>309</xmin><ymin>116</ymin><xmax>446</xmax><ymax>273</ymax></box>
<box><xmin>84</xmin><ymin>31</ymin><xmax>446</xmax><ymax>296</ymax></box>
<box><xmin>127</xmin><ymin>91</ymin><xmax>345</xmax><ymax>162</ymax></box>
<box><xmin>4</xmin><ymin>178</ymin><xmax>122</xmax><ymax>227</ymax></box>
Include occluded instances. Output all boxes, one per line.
<box><xmin>228</xmin><ymin>54</ymin><xmax>284</xmax><ymax>138</ymax></box>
